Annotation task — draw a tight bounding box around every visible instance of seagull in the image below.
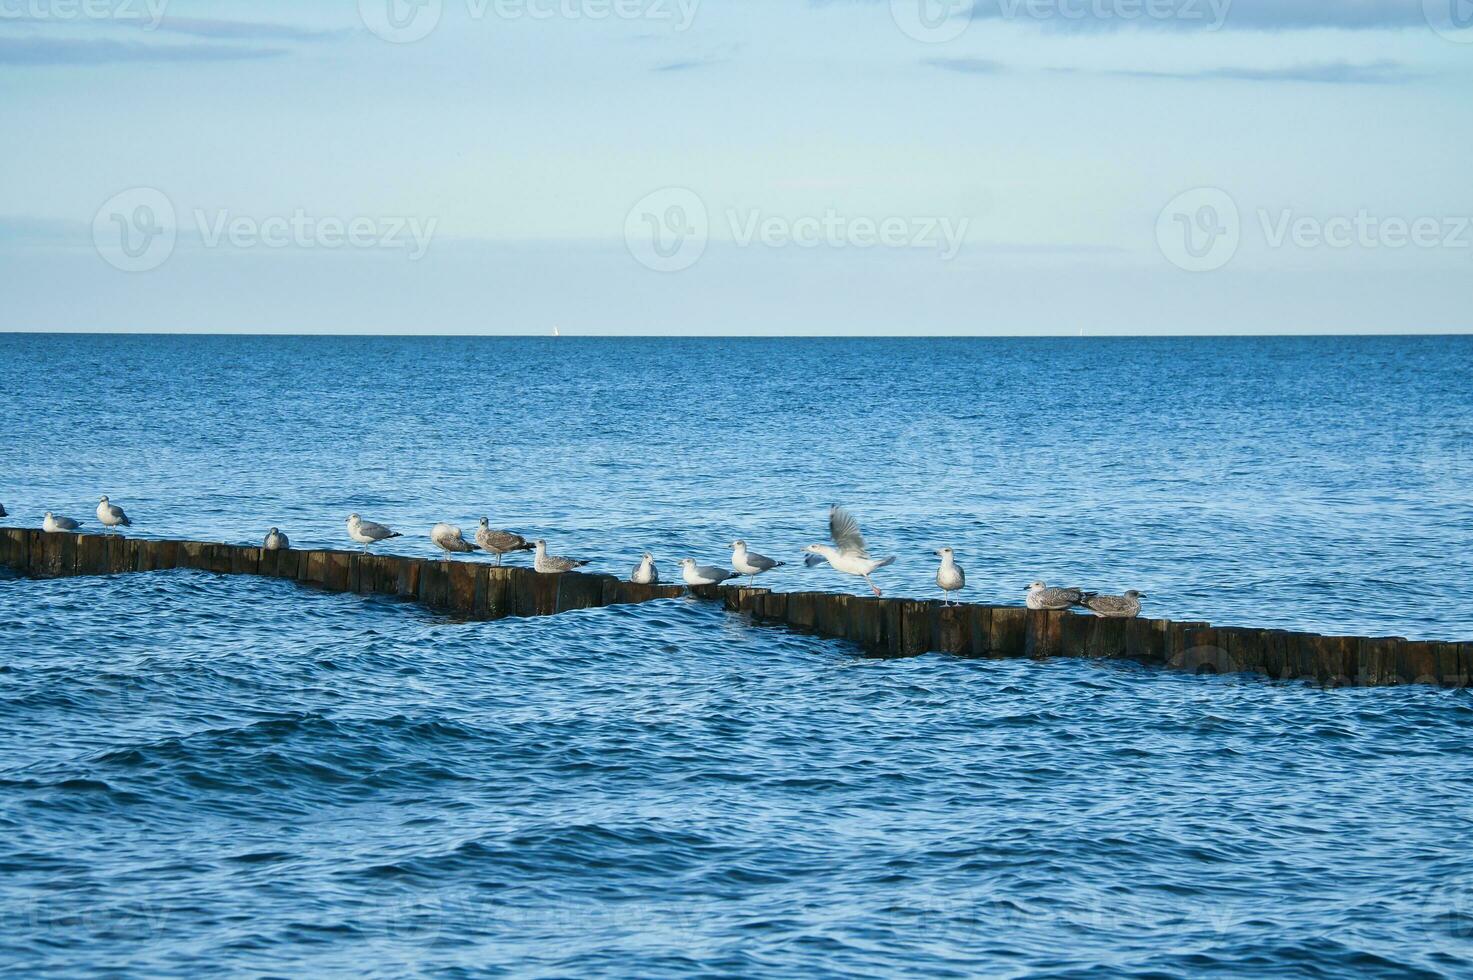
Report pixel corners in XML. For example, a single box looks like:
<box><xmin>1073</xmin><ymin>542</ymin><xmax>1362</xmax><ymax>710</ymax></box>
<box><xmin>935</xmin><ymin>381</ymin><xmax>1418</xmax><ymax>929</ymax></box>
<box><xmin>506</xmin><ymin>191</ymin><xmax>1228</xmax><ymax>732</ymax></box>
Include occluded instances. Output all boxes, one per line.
<box><xmin>347</xmin><ymin>513</ymin><xmax>402</xmax><ymax>551</ymax></box>
<box><xmin>1026</xmin><ymin>581</ymin><xmax>1092</xmax><ymax>611</ymax></box>
<box><xmin>803</xmin><ymin>505</ymin><xmax>896</xmax><ymax>597</ymax></box>
<box><xmin>263</xmin><ymin>527</ymin><xmax>289</xmax><ymax>551</ymax></box>
<box><xmin>631</xmin><ymin>552</ymin><xmax>659</xmax><ymax>585</ymax></box>
<box><xmin>96</xmin><ymin>496</ymin><xmax>131</xmax><ymax>532</ymax></box>
<box><xmin>1080</xmin><ymin>590</ymin><xmax>1145</xmax><ymax>618</ymax></box>
<box><xmin>680</xmin><ymin>558</ymin><xmax>737</xmax><ymax>587</ymax></box>
<box><xmin>0</xmin><ymin>502</ymin><xmax>6</xmax><ymax>518</ymax></box>
<box><xmin>731</xmin><ymin>539</ymin><xmax>784</xmax><ymax>586</ymax></box>
<box><xmin>935</xmin><ymin>547</ymin><xmax>965</xmax><ymax>605</ymax></box>
<box><xmin>475</xmin><ymin>518</ymin><xmax>535</xmax><ymax>566</ymax></box>
<box><xmin>431</xmin><ymin>522</ymin><xmax>478</xmax><ymax>560</ymax></box>
<box><xmin>44</xmin><ymin>512</ymin><xmax>82</xmax><ymax>532</ymax></box>
<box><xmin>533</xmin><ymin>539</ymin><xmax>589</xmax><ymax>574</ymax></box>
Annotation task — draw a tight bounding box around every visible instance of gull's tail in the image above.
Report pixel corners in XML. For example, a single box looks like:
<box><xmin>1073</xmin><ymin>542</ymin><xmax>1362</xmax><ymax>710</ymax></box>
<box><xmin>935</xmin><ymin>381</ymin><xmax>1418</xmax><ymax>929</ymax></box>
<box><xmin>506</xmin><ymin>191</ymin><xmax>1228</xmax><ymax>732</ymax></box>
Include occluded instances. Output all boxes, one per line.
<box><xmin>387</xmin><ymin>531</ymin><xmax>403</xmax><ymax>539</ymax></box>
<box><xmin>1075</xmin><ymin>591</ymin><xmax>1098</xmax><ymax>606</ymax></box>
<box><xmin>874</xmin><ymin>556</ymin><xmax>897</xmax><ymax>569</ymax></box>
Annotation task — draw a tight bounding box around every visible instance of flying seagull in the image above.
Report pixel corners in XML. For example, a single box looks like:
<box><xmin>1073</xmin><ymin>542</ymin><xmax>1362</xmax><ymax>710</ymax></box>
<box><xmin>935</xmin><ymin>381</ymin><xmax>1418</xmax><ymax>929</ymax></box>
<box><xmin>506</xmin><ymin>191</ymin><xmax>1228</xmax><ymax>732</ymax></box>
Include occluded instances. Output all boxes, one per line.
<box><xmin>533</xmin><ymin>539</ymin><xmax>589</xmax><ymax>574</ymax></box>
<box><xmin>347</xmin><ymin>514</ymin><xmax>402</xmax><ymax>551</ymax></box>
<box><xmin>803</xmin><ymin>505</ymin><xmax>896</xmax><ymax>597</ymax></box>
<box><xmin>1025</xmin><ymin>581</ymin><xmax>1092</xmax><ymax>611</ymax></box>
<box><xmin>935</xmin><ymin>547</ymin><xmax>965</xmax><ymax>605</ymax></box>
<box><xmin>731</xmin><ymin>539</ymin><xmax>784</xmax><ymax>586</ymax></box>
<box><xmin>475</xmin><ymin>518</ymin><xmax>535</xmax><ymax>566</ymax></box>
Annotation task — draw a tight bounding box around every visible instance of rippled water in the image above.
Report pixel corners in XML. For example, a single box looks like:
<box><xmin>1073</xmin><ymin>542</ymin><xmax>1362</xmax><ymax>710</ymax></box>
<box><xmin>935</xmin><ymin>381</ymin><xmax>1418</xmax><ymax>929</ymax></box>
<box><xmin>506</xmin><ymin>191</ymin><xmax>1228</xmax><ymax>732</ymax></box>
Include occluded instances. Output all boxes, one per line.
<box><xmin>3</xmin><ymin>572</ymin><xmax>1473</xmax><ymax>977</ymax></box>
<box><xmin>4</xmin><ymin>334</ymin><xmax>1473</xmax><ymax>976</ymax></box>
<box><xmin>3</xmin><ymin>334</ymin><xmax>1472</xmax><ymax>637</ymax></box>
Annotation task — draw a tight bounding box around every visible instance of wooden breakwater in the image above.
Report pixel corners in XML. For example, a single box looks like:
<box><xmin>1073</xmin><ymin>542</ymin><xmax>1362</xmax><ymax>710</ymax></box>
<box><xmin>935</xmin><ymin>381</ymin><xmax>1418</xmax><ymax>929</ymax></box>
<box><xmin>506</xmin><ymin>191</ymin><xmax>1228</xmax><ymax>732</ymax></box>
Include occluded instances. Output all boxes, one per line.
<box><xmin>4</xmin><ymin>529</ymin><xmax>1469</xmax><ymax>688</ymax></box>
<box><xmin>0</xmin><ymin>529</ymin><xmax>684</xmax><ymax>619</ymax></box>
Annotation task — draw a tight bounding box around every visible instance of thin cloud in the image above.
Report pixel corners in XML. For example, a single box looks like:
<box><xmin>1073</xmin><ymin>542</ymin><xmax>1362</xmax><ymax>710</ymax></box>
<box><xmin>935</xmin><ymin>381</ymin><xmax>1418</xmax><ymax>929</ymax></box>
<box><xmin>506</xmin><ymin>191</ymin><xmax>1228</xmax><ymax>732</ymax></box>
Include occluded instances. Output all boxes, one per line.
<box><xmin>1098</xmin><ymin>60</ymin><xmax>1422</xmax><ymax>84</ymax></box>
<box><xmin>878</xmin><ymin>0</ymin><xmax>1431</xmax><ymax>32</ymax></box>
<box><xmin>0</xmin><ymin>37</ymin><xmax>284</xmax><ymax>65</ymax></box>
<box><xmin>150</xmin><ymin>17</ymin><xmax>348</xmax><ymax>42</ymax></box>
<box><xmin>924</xmin><ymin>57</ymin><xmax>1008</xmax><ymax>74</ymax></box>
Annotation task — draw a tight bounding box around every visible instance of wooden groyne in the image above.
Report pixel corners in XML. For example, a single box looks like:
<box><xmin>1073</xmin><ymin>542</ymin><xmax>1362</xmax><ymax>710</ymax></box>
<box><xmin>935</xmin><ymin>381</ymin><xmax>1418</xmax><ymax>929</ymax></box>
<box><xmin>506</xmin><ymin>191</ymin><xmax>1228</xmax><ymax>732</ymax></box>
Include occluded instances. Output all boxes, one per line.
<box><xmin>0</xmin><ymin>529</ymin><xmax>684</xmax><ymax>619</ymax></box>
<box><xmin>4</xmin><ymin>529</ymin><xmax>1469</xmax><ymax>688</ymax></box>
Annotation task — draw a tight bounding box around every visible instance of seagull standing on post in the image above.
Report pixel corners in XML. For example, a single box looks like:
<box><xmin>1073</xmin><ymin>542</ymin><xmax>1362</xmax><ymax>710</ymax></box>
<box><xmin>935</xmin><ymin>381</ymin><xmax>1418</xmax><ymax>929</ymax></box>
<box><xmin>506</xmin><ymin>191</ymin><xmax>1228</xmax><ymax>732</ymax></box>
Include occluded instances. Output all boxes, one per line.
<box><xmin>1079</xmin><ymin>590</ymin><xmax>1145</xmax><ymax>618</ymax></box>
<box><xmin>96</xmin><ymin>496</ymin><xmax>132</xmax><ymax>533</ymax></box>
<box><xmin>431</xmin><ymin>522</ymin><xmax>478</xmax><ymax>560</ymax></box>
<box><xmin>475</xmin><ymin>518</ymin><xmax>535</xmax><ymax>566</ymax></box>
<box><xmin>1025</xmin><ymin>582</ymin><xmax>1093</xmax><ymax>610</ymax></box>
<box><xmin>533</xmin><ymin>539</ymin><xmax>589</xmax><ymax>574</ymax></box>
<box><xmin>631</xmin><ymin>552</ymin><xmax>659</xmax><ymax>585</ymax></box>
<box><xmin>803</xmin><ymin>506</ymin><xmax>897</xmax><ymax>597</ymax></box>
<box><xmin>934</xmin><ymin>547</ymin><xmax>965</xmax><ymax>605</ymax></box>
<box><xmin>680</xmin><ymin>558</ymin><xmax>737</xmax><ymax>588</ymax></box>
<box><xmin>731</xmin><ymin>540</ymin><xmax>784</xmax><ymax>586</ymax></box>
<box><xmin>347</xmin><ymin>514</ymin><xmax>402</xmax><ymax>552</ymax></box>
<box><xmin>263</xmin><ymin>528</ymin><xmax>289</xmax><ymax>551</ymax></box>
<box><xmin>44</xmin><ymin>512</ymin><xmax>82</xmax><ymax>533</ymax></box>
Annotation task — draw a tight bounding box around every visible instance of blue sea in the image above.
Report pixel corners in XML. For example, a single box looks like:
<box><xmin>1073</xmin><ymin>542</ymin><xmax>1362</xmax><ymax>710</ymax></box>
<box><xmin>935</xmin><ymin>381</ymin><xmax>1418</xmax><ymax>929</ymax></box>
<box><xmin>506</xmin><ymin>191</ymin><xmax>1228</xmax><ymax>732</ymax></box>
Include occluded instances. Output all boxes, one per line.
<box><xmin>3</xmin><ymin>334</ymin><xmax>1472</xmax><ymax>977</ymax></box>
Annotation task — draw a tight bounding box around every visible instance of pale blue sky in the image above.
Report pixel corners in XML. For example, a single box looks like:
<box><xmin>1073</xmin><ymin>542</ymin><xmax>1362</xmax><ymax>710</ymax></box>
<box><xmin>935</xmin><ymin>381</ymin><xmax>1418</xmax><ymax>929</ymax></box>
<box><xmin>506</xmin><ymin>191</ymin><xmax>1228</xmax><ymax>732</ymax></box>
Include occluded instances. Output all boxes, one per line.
<box><xmin>2</xmin><ymin>0</ymin><xmax>1470</xmax><ymax>334</ymax></box>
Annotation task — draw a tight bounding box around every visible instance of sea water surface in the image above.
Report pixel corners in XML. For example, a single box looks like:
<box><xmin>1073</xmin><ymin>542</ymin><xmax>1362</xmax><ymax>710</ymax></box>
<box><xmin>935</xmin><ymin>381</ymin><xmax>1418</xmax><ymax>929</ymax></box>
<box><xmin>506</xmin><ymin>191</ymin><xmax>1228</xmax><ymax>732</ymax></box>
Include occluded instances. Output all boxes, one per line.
<box><xmin>3</xmin><ymin>335</ymin><xmax>1472</xmax><ymax>976</ymax></box>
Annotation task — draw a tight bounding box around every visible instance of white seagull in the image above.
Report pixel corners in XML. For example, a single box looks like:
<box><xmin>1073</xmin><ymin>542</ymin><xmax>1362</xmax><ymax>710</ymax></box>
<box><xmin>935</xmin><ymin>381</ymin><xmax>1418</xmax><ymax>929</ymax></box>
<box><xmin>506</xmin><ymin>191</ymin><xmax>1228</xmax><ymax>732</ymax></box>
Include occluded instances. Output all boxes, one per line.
<box><xmin>680</xmin><ymin>558</ymin><xmax>737</xmax><ymax>587</ymax></box>
<box><xmin>263</xmin><ymin>527</ymin><xmax>289</xmax><ymax>551</ymax></box>
<box><xmin>96</xmin><ymin>496</ymin><xmax>132</xmax><ymax>532</ymax></box>
<box><xmin>44</xmin><ymin>512</ymin><xmax>82</xmax><ymax>533</ymax></box>
<box><xmin>431</xmin><ymin>522</ymin><xmax>478</xmax><ymax>560</ymax></box>
<box><xmin>1079</xmin><ymin>590</ymin><xmax>1145</xmax><ymax>618</ymax></box>
<box><xmin>731</xmin><ymin>540</ymin><xmax>785</xmax><ymax>586</ymax></box>
<box><xmin>475</xmin><ymin>518</ymin><xmax>535</xmax><ymax>566</ymax></box>
<box><xmin>533</xmin><ymin>539</ymin><xmax>589</xmax><ymax>574</ymax></box>
<box><xmin>347</xmin><ymin>513</ymin><xmax>402</xmax><ymax>551</ymax></box>
<box><xmin>935</xmin><ymin>547</ymin><xmax>965</xmax><ymax>605</ymax></box>
<box><xmin>803</xmin><ymin>506</ymin><xmax>896</xmax><ymax>597</ymax></box>
<box><xmin>1025</xmin><ymin>581</ymin><xmax>1092</xmax><ymax>611</ymax></box>
<box><xmin>631</xmin><ymin>552</ymin><xmax>659</xmax><ymax>585</ymax></box>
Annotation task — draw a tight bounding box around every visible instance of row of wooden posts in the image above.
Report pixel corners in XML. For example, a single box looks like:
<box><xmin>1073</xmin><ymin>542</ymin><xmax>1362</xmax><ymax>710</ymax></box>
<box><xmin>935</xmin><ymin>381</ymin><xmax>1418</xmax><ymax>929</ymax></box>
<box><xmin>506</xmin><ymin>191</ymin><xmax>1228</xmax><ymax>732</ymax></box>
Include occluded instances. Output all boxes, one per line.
<box><xmin>4</xmin><ymin>528</ymin><xmax>1469</xmax><ymax>688</ymax></box>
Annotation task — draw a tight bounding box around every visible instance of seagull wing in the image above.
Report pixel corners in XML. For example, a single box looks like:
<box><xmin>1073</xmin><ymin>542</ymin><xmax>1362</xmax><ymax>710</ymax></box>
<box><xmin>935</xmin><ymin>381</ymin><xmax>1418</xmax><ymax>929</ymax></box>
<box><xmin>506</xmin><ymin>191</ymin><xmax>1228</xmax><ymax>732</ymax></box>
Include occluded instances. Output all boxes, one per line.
<box><xmin>828</xmin><ymin>506</ymin><xmax>868</xmax><ymax>557</ymax></box>
<box><xmin>360</xmin><ymin>520</ymin><xmax>396</xmax><ymax>540</ymax></box>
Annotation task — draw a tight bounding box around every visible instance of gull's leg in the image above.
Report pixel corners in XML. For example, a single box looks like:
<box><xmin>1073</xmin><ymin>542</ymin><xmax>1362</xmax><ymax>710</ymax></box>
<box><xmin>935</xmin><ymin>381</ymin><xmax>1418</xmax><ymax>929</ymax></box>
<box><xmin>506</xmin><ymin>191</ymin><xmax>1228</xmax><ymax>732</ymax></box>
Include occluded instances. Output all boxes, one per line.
<box><xmin>865</xmin><ymin>575</ymin><xmax>882</xmax><ymax>598</ymax></box>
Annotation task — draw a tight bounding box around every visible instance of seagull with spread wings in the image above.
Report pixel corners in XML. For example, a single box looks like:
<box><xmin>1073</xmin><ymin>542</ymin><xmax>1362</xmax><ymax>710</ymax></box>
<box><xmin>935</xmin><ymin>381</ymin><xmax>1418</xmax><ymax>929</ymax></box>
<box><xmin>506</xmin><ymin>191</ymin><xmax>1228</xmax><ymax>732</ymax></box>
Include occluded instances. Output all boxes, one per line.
<box><xmin>803</xmin><ymin>505</ymin><xmax>897</xmax><ymax>597</ymax></box>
